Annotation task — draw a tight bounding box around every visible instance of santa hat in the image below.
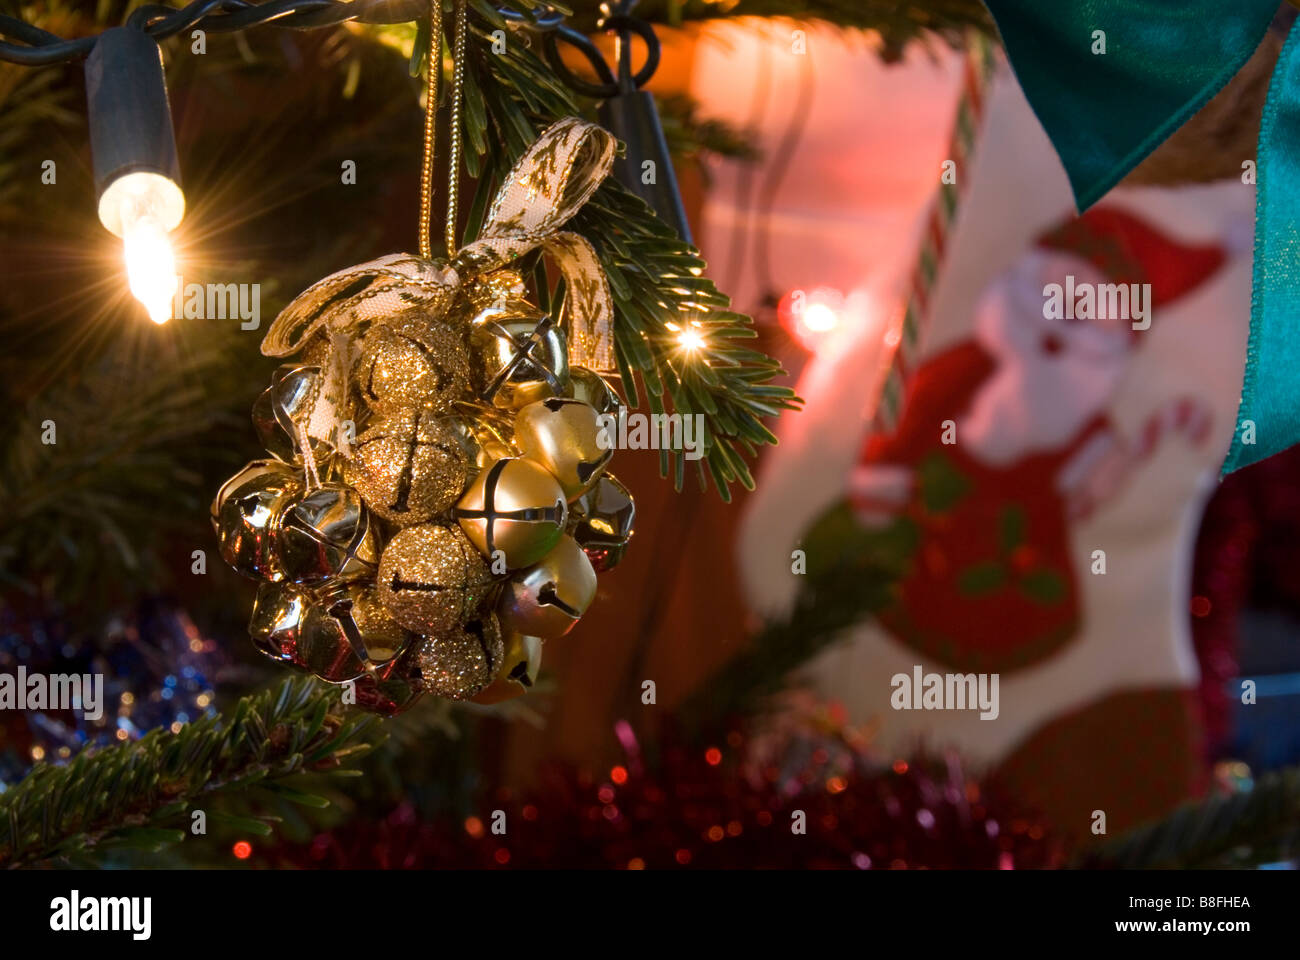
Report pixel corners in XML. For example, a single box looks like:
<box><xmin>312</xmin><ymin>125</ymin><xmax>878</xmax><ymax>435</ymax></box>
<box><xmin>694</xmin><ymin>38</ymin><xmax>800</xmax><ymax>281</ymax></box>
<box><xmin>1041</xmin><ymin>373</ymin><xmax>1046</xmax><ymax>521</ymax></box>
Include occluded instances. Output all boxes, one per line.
<box><xmin>1036</xmin><ymin>206</ymin><xmax>1227</xmax><ymax>309</ymax></box>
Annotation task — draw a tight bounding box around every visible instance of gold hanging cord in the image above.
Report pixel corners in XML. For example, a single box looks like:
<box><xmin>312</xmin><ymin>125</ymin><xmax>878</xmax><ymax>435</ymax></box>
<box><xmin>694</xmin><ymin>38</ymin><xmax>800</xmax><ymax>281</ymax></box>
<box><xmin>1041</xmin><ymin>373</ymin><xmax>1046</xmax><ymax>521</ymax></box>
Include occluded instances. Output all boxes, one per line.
<box><xmin>417</xmin><ymin>0</ymin><xmax>469</xmax><ymax>260</ymax></box>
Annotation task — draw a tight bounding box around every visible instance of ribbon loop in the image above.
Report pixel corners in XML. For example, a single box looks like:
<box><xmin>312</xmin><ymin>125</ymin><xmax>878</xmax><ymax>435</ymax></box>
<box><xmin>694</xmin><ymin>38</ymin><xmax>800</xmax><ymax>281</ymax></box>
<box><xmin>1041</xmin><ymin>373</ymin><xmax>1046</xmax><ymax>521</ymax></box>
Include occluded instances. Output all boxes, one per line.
<box><xmin>262</xmin><ymin>118</ymin><xmax>618</xmax><ymax>369</ymax></box>
<box><xmin>544</xmin><ymin>231</ymin><xmax>617</xmax><ymax>371</ymax></box>
<box><xmin>262</xmin><ymin>254</ymin><xmax>459</xmax><ymax>357</ymax></box>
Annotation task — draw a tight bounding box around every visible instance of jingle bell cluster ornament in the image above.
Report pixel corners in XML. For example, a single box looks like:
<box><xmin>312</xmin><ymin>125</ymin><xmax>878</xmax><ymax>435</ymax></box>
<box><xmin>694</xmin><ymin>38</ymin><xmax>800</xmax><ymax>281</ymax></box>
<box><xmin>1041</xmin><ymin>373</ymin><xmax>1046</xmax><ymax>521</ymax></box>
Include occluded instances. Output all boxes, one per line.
<box><xmin>213</xmin><ymin>118</ymin><xmax>638</xmax><ymax>715</ymax></box>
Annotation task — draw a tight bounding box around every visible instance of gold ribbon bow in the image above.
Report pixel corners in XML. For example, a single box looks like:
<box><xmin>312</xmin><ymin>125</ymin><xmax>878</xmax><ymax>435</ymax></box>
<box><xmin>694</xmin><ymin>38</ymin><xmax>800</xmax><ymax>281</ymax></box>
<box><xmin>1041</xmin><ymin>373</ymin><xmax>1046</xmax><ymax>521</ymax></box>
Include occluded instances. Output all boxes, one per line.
<box><xmin>261</xmin><ymin>117</ymin><xmax>618</xmax><ymax>372</ymax></box>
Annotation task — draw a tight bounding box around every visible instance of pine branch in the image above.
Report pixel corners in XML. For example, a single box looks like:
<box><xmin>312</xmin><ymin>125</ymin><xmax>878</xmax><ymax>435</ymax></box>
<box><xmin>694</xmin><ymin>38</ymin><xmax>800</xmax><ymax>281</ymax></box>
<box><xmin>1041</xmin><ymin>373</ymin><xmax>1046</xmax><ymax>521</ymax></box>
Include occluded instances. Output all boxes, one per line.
<box><xmin>0</xmin><ymin>676</ymin><xmax>380</xmax><ymax>868</ymax></box>
<box><xmin>468</xmin><ymin>2</ymin><xmax>801</xmax><ymax>500</ymax></box>
<box><xmin>677</xmin><ymin>501</ymin><xmax>913</xmax><ymax>732</ymax></box>
<box><xmin>0</xmin><ymin>322</ymin><xmax>256</xmax><ymax>606</ymax></box>
<box><xmin>1076</xmin><ymin>766</ymin><xmax>1300</xmax><ymax>869</ymax></box>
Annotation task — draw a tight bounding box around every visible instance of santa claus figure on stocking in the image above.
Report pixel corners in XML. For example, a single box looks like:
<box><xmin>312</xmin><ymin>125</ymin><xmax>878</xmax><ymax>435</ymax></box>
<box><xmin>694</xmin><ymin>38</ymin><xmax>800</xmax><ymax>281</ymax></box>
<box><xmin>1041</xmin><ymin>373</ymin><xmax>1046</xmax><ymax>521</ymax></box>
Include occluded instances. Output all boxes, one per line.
<box><xmin>848</xmin><ymin>206</ymin><xmax>1228</xmax><ymax>673</ymax></box>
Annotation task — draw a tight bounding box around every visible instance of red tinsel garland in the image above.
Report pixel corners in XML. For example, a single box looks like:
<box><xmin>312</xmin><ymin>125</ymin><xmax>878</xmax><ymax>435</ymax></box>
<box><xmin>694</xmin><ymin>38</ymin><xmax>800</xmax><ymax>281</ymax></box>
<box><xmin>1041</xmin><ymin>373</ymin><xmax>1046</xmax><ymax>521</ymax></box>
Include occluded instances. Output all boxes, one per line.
<box><xmin>265</xmin><ymin>723</ymin><xmax>1067</xmax><ymax>870</ymax></box>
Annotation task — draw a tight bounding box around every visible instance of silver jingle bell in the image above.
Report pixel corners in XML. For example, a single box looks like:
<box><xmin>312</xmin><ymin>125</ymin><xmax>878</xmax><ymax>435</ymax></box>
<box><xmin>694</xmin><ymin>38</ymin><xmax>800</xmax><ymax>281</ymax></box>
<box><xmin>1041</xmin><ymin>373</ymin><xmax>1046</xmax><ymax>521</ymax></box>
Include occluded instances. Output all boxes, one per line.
<box><xmin>568</xmin><ymin>473</ymin><xmax>636</xmax><ymax>572</ymax></box>
<box><xmin>253</xmin><ymin>364</ymin><xmax>338</xmax><ymax>464</ymax></box>
<box><xmin>211</xmin><ymin>459</ymin><xmax>303</xmax><ymax>581</ymax></box>
<box><xmin>294</xmin><ymin>581</ymin><xmax>415</xmax><ymax>683</ymax></box>
<box><xmin>471</xmin><ymin>315</ymin><xmax>570</xmax><ymax>410</ymax></box>
<box><xmin>352</xmin><ymin>652</ymin><xmax>426</xmax><ymax>716</ymax></box>
<box><xmin>271</xmin><ymin>363</ymin><xmax>323</xmax><ymax>436</ymax></box>
<box><xmin>248</xmin><ymin>581</ymin><xmax>311</xmax><ymax>666</ymax></box>
<box><xmin>252</xmin><ymin>386</ymin><xmax>299</xmax><ymax>463</ymax></box>
<box><xmin>276</xmin><ymin>482</ymin><xmax>378</xmax><ymax>585</ymax></box>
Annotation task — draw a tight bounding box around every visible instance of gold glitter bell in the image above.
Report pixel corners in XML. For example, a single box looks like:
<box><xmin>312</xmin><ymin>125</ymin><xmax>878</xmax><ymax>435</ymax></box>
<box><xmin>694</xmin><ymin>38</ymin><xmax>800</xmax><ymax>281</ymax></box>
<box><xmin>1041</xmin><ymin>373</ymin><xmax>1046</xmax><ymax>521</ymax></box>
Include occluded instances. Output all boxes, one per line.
<box><xmin>568</xmin><ymin>473</ymin><xmax>636</xmax><ymax>572</ymax></box>
<box><xmin>415</xmin><ymin>613</ymin><xmax>505</xmax><ymax>700</ymax></box>
<box><xmin>276</xmin><ymin>482</ymin><xmax>378</xmax><ymax>585</ymax></box>
<box><xmin>466</xmin><ymin>270</ymin><xmax>570</xmax><ymax>410</ymax></box>
<box><xmin>377</xmin><ymin>523</ymin><xmax>494</xmax><ymax>635</ymax></box>
<box><xmin>499</xmin><ymin>534</ymin><xmax>597</xmax><ymax>639</ymax></box>
<box><xmin>211</xmin><ymin>459</ymin><xmax>302</xmax><ymax>581</ymax></box>
<box><xmin>514</xmin><ymin>397</ymin><xmax>612</xmax><ymax>500</ymax></box>
<box><xmin>454</xmin><ymin>457</ymin><xmax>568</xmax><ymax>569</ymax></box>
<box><xmin>355</xmin><ymin>311</ymin><xmax>470</xmax><ymax>412</ymax></box>
<box><xmin>470</xmin><ymin>633</ymin><xmax>542</xmax><ymax>705</ymax></box>
<box><xmin>293</xmin><ymin>581</ymin><xmax>414</xmax><ymax>683</ymax></box>
<box><xmin>351</xmin><ymin>405</ymin><xmax>470</xmax><ymax>525</ymax></box>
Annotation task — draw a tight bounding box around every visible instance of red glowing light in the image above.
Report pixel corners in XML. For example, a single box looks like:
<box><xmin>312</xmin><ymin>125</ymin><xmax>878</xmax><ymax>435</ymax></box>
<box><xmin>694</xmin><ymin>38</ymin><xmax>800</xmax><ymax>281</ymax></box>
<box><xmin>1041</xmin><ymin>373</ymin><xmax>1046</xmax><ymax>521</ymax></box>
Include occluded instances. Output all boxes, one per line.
<box><xmin>610</xmin><ymin>765</ymin><xmax>628</xmax><ymax>785</ymax></box>
<box><xmin>778</xmin><ymin>286</ymin><xmax>845</xmax><ymax>349</ymax></box>
<box><xmin>232</xmin><ymin>841</ymin><xmax>252</xmax><ymax>860</ymax></box>
<box><xmin>704</xmin><ymin>747</ymin><xmax>722</xmax><ymax>766</ymax></box>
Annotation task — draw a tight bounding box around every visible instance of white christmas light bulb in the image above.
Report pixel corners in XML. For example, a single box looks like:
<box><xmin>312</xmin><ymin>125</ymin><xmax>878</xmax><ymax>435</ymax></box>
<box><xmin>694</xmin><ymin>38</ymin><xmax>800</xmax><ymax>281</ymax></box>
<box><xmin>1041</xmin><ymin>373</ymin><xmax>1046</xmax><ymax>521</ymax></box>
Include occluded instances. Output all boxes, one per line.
<box><xmin>98</xmin><ymin>171</ymin><xmax>183</xmax><ymax>324</ymax></box>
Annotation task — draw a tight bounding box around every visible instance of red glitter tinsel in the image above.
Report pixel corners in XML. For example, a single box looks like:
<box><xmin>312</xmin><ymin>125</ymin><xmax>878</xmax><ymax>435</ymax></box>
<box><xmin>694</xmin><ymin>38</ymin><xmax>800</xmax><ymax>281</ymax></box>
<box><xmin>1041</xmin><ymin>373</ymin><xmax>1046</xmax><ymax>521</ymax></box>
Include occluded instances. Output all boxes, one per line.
<box><xmin>267</xmin><ymin>726</ymin><xmax>1067</xmax><ymax>870</ymax></box>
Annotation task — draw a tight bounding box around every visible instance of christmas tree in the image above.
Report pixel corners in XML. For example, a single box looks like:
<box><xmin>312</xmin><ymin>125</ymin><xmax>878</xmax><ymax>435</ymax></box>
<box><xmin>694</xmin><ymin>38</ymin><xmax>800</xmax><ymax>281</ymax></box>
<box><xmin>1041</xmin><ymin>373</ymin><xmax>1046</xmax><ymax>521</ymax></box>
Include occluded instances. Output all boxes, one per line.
<box><xmin>1</xmin><ymin>0</ymin><xmax>1298</xmax><ymax>875</ymax></box>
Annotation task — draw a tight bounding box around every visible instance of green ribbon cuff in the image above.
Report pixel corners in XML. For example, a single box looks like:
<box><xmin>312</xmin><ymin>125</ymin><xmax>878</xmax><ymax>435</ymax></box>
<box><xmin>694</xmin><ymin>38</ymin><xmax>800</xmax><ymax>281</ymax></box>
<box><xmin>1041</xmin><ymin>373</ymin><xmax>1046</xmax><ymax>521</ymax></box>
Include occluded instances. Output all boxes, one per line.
<box><xmin>981</xmin><ymin>0</ymin><xmax>1296</xmax><ymax>475</ymax></box>
<box><xmin>982</xmin><ymin>0</ymin><xmax>1278</xmax><ymax>209</ymax></box>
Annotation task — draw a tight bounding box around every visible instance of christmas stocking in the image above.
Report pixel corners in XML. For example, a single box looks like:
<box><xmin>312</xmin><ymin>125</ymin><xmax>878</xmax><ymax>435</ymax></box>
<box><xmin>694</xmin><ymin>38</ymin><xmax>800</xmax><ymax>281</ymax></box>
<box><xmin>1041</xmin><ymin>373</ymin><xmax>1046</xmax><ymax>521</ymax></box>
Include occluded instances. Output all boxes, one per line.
<box><xmin>739</xmin><ymin>69</ymin><xmax>1254</xmax><ymax>843</ymax></box>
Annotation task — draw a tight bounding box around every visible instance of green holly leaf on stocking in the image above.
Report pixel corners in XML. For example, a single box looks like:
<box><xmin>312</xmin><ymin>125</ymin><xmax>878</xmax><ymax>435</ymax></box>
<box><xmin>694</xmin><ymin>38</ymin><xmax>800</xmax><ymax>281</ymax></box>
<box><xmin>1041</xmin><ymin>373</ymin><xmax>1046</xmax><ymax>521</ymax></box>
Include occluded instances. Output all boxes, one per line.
<box><xmin>999</xmin><ymin>504</ymin><xmax>1027</xmax><ymax>554</ymax></box>
<box><xmin>918</xmin><ymin>452</ymin><xmax>971</xmax><ymax>514</ymax></box>
<box><xmin>1019</xmin><ymin>568</ymin><xmax>1067</xmax><ymax>605</ymax></box>
<box><xmin>958</xmin><ymin>561</ymin><xmax>1007</xmax><ymax>596</ymax></box>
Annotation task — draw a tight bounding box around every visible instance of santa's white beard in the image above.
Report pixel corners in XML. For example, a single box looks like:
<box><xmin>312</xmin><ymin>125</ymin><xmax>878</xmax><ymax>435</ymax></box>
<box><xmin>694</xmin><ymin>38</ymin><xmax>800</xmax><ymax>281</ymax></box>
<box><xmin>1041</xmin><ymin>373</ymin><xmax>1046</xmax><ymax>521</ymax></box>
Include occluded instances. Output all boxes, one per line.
<box><xmin>963</xmin><ymin>280</ymin><xmax>1129</xmax><ymax>467</ymax></box>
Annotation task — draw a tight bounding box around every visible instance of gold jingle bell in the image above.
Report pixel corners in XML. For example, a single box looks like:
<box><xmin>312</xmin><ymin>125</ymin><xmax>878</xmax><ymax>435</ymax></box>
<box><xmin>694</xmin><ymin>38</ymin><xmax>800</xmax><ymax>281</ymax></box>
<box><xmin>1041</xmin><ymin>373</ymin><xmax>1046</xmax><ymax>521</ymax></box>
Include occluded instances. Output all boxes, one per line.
<box><xmin>415</xmin><ymin>613</ymin><xmax>505</xmax><ymax>700</ymax></box>
<box><xmin>567</xmin><ymin>366</ymin><xmax>624</xmax><ymax>418</ymax></box>
<box><xmin>499</xmin><ymin>534</ymin><xmax>597</xmax><ymax>639</ymax></box>
<box><xmin>211</xmin><ymin>459</ymin><xmax>302</xmax><ymax>581</ymax></box>
<box><xmin>446</xmin><ymin>403</ymin><xmax>517</xmax><ymax>475</ymax></box>
<box><xmin>454</xmin><ymin>457</ymin><xmax>568</xmax><ymax>570</ymax></box>
<box><xmin>292</xmin><ymin>581</ymin><xmax>414</xmax><ymax>683</ymax></box>
<box><xmin>351</xmin><ymin>405</ymin><xmax>470</xmax><ymax>525</ymax></box>
<box><xmin>466</xmin><ymin>270</ymin><xmax>570</xmax><ymax>410</ymax></box>
<box><xmin>514</xmin><ymin>397</ymin><xmax>612</xmax><ymax>500</ymax></box>
<box><xmin>568</xmin><ymin>473</ymin><xmax>636</xmax><ymax>572</ymax></box>
<box><xmin>355</xmin><ymin>310</ymin><xmax>470</xmax><ymax>412</ymax></box>
<box><xmin>377</xmin><ymin>523</ymin><xmax>494</xmax><ymax>635</ymax></box>
<box><xmin>276</xmin><ymin>482</ymin><xmax>378</xmax><ymax>585</ymax></box>
<box><xmin>470</xmin><ymin>633</ymin><xmax>542</xmax><ymax>705</ymax></box>
<box><xmin>248</xmin><ymin>581</ymin><xmax>311</xmax><ymax>666</ymax></box>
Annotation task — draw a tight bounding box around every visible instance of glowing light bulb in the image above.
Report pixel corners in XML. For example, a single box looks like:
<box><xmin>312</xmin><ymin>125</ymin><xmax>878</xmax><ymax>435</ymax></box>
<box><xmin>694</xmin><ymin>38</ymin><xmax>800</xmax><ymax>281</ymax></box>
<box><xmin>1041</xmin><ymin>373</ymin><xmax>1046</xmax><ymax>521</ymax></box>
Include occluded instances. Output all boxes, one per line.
<box><xmin>801</xmin><ymin>302</ymin><xmax>839</xmax><ymax>333</ymax></box>
<box><xmin>678</xmin><ymin>324</ymin><xmax>706</xmax><ymax>351</ymax></box>
<box><xmin>123</xmin><ymin>213</ymin><xmax>176</xmax><ymax>324</ymax></box>
<box><xmin>778</xmin><ymin>286</ymin><xmax>851</xmax><ymax>351</ymax></box>
<box><xmin>98</xmin><ymin>171</ymin><xmax>183</xmax><ymax>324</ymax></box>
